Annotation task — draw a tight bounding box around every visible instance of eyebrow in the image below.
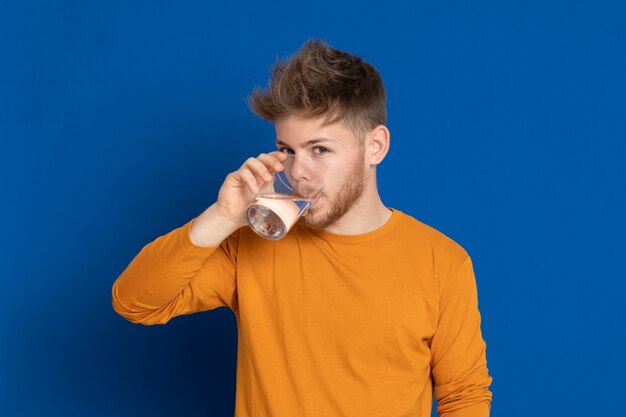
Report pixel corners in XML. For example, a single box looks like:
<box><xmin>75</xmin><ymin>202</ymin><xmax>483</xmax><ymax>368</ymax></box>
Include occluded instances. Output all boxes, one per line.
<box><xmin>275</xmin><ymin>138</ymin><xmax>336</xmax><ymax>148</ymax></box>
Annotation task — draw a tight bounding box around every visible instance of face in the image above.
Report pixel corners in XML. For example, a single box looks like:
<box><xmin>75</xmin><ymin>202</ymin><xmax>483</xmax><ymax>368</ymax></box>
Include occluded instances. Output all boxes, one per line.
<box><xmin>274</xmin><ymin>115</ymin><xmax>369</xmax><ymax>230</ymax></box>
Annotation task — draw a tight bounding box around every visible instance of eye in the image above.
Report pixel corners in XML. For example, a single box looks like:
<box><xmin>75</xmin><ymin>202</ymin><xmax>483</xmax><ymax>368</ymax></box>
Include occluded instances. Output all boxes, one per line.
<box><xmin>313</xmin><ymin>146</ymin><xmax>330</xmax><ymax>155</ymax></box>
<box><xmin>278</xmin><ymin>147</ymin><xmax>295</xmax><ymax>155</ymax></box>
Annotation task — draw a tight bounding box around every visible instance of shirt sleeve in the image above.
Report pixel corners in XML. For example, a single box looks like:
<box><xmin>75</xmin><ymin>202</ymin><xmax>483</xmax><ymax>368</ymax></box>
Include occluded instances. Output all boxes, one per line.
<box><xmin>431</xmin><ymin>255</ymin><xmax>493</xmax><ymax>416</ymax></box>
<box><xmin>111</xmin><ymin>218</ymin><xmax>239</xmax><ymax>325</ymax></box>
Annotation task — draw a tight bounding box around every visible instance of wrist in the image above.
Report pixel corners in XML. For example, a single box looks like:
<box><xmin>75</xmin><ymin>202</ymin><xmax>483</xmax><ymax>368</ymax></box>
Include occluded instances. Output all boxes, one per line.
<box><xmin>189</xmin><ymin>204</ymin><xmax>241</xmax><ymax>247</ymax></box>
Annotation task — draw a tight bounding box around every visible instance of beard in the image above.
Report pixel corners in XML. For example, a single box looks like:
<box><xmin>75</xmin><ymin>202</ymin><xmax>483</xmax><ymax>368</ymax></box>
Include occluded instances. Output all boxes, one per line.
<box><xmin>301</xmin><ymin>149</ymin><xmax>367</xmax><ymax>230</ymax></box>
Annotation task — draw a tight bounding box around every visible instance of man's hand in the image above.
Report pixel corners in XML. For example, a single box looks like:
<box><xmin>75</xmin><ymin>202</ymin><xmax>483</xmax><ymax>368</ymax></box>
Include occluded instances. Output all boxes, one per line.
<box><xmin>189</xmin><ymin>151</ymin><xmax>287</xmax><ymax>247</ymax></box>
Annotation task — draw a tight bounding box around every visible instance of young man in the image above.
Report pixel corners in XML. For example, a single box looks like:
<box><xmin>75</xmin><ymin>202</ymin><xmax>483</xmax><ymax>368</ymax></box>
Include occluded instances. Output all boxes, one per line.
<box><xmin>112</xmin><ymin>39</ymin><xmax>493</xmax><ymax>416</ymax></box>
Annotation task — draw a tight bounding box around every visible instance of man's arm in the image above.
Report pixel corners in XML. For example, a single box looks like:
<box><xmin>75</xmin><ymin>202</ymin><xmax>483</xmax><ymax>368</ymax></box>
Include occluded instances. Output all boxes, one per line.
<box><xmin>111</xmin><ymin>209</ymin><xmax>240</xmax><ymax>325</ymax></box>
<box><xmin>111</xmin><ymin>151</ymin><xmax>288</xmax><ymax>325</ymax></box>
<box><xmin>431</xmin><ymin>255</ymin><xmax>493</xmax><ymax>416</ymax></box>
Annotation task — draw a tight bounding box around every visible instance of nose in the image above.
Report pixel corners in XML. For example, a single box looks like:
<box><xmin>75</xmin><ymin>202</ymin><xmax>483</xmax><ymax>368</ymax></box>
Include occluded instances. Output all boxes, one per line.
<box><xmin>288</xmin><ymin>155</ymin><xmax>312</xmax><ymax>182</ymax></box>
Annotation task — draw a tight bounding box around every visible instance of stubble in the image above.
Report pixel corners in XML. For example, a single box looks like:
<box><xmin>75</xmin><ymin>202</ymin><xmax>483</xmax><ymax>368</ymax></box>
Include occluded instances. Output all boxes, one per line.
<box><xmin>302</xmin><ymin>150</ymin><xmax>367</xmax><ymax>230</ymax></box>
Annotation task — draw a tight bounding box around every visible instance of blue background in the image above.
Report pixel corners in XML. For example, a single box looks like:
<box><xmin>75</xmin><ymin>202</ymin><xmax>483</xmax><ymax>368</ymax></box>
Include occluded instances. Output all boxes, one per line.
<box><xmin>2</xmin><ymin>1</ymin><xmax>625</xmax><ymax>416</ymax></box>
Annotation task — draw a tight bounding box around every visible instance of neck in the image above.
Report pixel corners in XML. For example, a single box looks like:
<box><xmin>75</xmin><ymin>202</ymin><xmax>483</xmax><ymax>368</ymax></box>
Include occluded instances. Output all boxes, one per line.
<box><xmin>322</xmin><ymin>179</ymin><xmax>392</xmax><ymax>235</ymax></box>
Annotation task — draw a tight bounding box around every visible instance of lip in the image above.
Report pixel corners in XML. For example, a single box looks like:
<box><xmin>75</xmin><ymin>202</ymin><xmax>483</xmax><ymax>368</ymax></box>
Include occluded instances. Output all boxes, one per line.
<box><xmin>311</xmin><ymin>196</ymin><xmax>323</xmax><ymax>207</ymax></box>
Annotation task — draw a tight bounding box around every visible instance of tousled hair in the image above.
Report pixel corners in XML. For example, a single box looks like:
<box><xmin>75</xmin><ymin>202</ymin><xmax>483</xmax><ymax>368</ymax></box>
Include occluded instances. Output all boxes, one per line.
<box><xmin>249</xmin><ymin>39</ymin><xmax>386</xmax><ymax>138</ymax></box>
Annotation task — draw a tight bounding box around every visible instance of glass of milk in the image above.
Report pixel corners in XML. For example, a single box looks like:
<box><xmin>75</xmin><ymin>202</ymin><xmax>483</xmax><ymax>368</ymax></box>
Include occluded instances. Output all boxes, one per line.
<box><xmin>245</xmin><ymin>154</ymin><xmax>324</xmax><ymax>240</ymax></box>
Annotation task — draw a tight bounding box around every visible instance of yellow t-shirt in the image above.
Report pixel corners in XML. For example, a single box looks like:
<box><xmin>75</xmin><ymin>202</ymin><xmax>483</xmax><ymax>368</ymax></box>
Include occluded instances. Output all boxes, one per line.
<box><xmin>112</xmin><ymin>208</ymin><xmax>493</xmax><ymax>416</ymax></box>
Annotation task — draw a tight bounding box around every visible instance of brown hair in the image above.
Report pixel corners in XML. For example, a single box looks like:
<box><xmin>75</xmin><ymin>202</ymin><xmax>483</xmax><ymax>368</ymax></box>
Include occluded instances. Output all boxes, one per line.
<box><xmin>248</xmin><ymin>39</ymin><xmax>386</xmax><ymax>138</ymax></box>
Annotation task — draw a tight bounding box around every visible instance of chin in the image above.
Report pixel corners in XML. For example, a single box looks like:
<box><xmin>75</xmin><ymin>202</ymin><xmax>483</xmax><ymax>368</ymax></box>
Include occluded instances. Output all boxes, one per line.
<box><xmin>301</xmin><ymin>206</ymin><xmax>328</xmax><ymax>230</ymax></box>
<box><xmin>301</xmin><ymin>212</ymin><xmax>322</xmax><ymax>230</ymax></box>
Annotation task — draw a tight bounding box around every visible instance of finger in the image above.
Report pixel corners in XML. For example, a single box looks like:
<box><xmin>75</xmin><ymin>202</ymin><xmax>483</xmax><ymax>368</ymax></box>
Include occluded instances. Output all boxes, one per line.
<box><xmin>246</xmin><ymin>157</ymin><xmax>273</xmax><ymax>181</ymax></box>
<box><xmin>270</xmin><ymin>150</ymin><xmax>288</xmax><ymax>160</ymax></box>
<box><xmin>238</xmin><ymin>168</ymin><xmax>260</xmax><ymax>194</ymax></box>
<box><xmin>259</xmin><ymin>152</ymin><xmax>287</xmax><ymax>171</ymax></box>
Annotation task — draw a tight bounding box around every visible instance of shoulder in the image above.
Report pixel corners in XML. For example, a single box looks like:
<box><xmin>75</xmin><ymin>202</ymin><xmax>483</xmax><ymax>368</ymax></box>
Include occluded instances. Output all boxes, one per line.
<box><xmin>390</xmin><ymin>209</ymin><xmax>471</xmax><ymax>269</ymax></box>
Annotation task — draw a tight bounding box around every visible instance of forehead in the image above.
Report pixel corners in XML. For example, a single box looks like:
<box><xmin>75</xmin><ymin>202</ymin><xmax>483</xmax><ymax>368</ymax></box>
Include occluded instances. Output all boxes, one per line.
<box><xmin>274</xmin><ymin>115</ymin><xmax>358</xmax><ymax>147</ymax></box>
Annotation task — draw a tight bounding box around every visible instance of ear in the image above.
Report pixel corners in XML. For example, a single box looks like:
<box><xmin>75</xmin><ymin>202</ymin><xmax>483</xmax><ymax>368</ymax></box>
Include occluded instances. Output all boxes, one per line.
<box><xmin>366</xmin><ymin>125</ymin><xmax>390</xmax><ymax>166</ymax></box>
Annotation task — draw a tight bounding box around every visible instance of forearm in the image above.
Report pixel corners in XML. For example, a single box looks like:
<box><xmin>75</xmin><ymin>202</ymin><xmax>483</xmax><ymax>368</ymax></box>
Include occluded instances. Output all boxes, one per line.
<box><xmin>439</xmin><ymin>400</ymin><xmax>491</xmax><ymax>417</ymax></box>
<box><xmin>111</xmin><ymin>217</ymin><xmax>220</xmax><ymax>322</ymax></box>
<box><xmin>189</xmin><ymin>203</ymin><xmax>241</xmax><ymax>247</ymax></box>
<box><xmin>432</xmin><ymin>256</ymin><xmax>493</xmax><ymax>416</ymax></box>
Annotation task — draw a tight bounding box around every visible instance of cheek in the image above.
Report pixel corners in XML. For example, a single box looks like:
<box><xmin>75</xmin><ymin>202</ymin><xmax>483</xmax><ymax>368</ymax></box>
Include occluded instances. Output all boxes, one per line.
<box><xmin>320</xmin><ymin>182</ymin><xmax>338</xmax><ymax>202</ymax></box>
<box><xmin>319</xmin><ymin>170</ymin><xmax>341</xmax><ymax>195</ymax></box>
<box><xmin>314</xmin><ymin>159</ymin><xmax>351</xmax><ymax>198</ymax></box>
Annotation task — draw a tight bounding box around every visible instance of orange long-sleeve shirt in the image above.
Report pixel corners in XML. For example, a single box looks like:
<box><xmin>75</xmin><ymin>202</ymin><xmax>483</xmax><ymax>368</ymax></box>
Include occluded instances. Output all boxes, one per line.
<box><xmin>112</xmin><ymin>208</ymin><xmax>493</xmax><ymax>416</ymax></box>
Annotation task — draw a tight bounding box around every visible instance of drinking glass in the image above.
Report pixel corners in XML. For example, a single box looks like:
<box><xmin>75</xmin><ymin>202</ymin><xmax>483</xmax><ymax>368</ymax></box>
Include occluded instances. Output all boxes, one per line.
<box><xmin>246</xmin><ymin>154</ymin><xmax>324</xmax><ymax>240</ymax></box>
